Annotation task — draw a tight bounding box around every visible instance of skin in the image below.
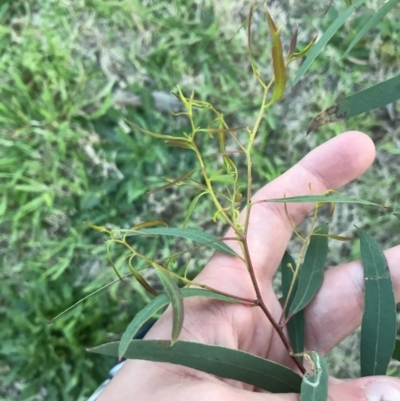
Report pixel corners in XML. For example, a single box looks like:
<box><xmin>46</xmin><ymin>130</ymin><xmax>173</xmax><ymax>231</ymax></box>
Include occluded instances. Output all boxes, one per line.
<box><xmin>98</xmin><ymin>131</ymin><xmax>400</xmax><ymax>401</ymax></box>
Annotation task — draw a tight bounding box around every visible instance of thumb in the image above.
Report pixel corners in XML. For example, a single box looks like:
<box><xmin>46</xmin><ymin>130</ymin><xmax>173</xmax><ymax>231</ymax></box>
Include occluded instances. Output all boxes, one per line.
<box><xmin>236</xmin><ymin>377</ymin><xmax>400</xmax><ymax>401</ymax></box>
<box><xmin>327</xmin><ymin>377</ymin><xmax>400</xmax><ymax>401</ymax></box>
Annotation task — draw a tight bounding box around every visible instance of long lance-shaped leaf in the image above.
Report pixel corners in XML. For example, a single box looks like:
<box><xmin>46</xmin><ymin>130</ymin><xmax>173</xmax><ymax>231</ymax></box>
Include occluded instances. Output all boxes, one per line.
<box><xmin>287</xmin><ymin>35</ymin><xmax>317</xmax><ymax>64</ymax></box>
<box><xmin>391</xmin><ymin>340</ymin><xmax>400</xmax><ymax>362</ymax></box>
<box><xmin>300</xmin><ymin>352</ymin><xmax>329</xmax><ymax>401</ymax></box>
<box><xmin>288</xmin><ymin>224</ymin><xmax>329</xmax><ymax>316</ymax></box>
<box><xmin>147</xmin><ymin>168</ymin><xmax>199</xmax><ymax>195</ymax></box>
<box><xmin>247</xmin><ymin>3</ymin><xmax>267</xmax><ymax>88</ymax></box>
<box><xmin>90</xmin><ymin>340</ymin><xmax>302</xmax><ymax>393</ymax></box>
<box><xmin>48</xmin><ymin>274</ymin><xmax>128</xmax><ymax>324</ymax></box>
<box><xmin>132</xmin><ymin>220</ymin><xmax>168</xmax><ymax>230</ymax></box>
<box><xmin>264</xmin><ymin>194</ymin><xmax>386</xmax><ymax>208</ymax></box>
<box><xmin>344</xmin><ymin>0</ymin><xmax>400</xmax><ymax>58</ymax></box>
<box><xmin>266</xmin><ymin>11</ymin><xmax>287</xmax><ymax>102</ymax></box>
<box><xmin>292</xmin><ymin>0</ymin><xmax>366</xmax><ymax>85</ymax></box>
<box><xmin>154</xmin><ymin>268</ymin><xmax>183</xmax><ymax>345</ymax></box>
<box><xmin>49</xmin><ymin>242</ymin><xmax>234</xmax><ymax>324</ymax></box>
<box><xmin>307</xmin><ymin>74</ymin><xmax>400</xmax><ymax>134</ymax></box>
<box><xmin>183</xmin><ymin>192</ymin><xmax>207</xmax><ymax>229</ymax></box>
<box><xmin>119</xmin><ymin>289</ymin><xmax>241</xmax><ymax>358</ymax></box>
<box><xmin>281</xmin><ymin>252</ymin><xmax>305</xmax><ymax>357</ymax></box>
<box><xmin>359</xmin><ymin>229</ymin><xmax>396</xmax><ymax>376</ymax></box>
<box><xmin>127</xmin><ymin>257</ymin><xmax>158</xmax><ymax>296</ymax></box>
<box><xmin>129</xmin><ymin>227</ymin><xmax>239</xmax><ymax>257</ymax></box>
<box><xmin>287</xmin><ymin>25</ymin><xmax>298</xmax><ymax>58</ymax></box>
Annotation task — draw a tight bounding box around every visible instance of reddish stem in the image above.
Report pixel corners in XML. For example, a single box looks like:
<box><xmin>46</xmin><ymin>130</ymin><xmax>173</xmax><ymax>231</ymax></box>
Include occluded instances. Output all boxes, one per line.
<box><xmin>242</xmin><ymin>238</ymin><xmax>306</xmax><ymax>375</ymax></box>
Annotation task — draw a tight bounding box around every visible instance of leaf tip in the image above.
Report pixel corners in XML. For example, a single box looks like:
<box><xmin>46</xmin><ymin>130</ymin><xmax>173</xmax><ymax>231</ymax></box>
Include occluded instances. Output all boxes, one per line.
<box><xmin>307</xmin><ymin>103</ymin><xmax>347</xmax><ymax>133</ymax></box>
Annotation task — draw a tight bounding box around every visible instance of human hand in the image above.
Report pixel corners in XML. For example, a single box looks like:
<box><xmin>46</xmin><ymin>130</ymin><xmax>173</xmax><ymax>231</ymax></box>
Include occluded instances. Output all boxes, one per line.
<box><xmin>98</xmin><ymin>131</ymin><xmax>400</xmax><ymax>401</ymax></box>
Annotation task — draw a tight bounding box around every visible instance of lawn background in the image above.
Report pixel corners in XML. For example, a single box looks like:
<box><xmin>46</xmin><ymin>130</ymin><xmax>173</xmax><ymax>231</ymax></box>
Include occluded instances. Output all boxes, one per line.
<box><xmin>1</xmin><ymin>0</ymin><xmax>400</xmax><ymax>400</ymax></box>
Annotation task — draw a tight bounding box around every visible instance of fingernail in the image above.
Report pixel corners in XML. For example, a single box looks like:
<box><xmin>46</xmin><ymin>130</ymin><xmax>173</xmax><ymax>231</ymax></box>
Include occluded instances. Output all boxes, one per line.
<box><xmin>365</xmin><ymin>380</ymin><xmax>400</xmax><ymax>401</ymax></box>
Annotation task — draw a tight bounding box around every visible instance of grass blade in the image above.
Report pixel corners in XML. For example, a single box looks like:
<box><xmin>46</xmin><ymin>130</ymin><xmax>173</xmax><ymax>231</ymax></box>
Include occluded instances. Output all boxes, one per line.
<box><xmin>288</xmin><ymin>224</ymin><xmax>329</xmax><ymax>316</ymax></box>
<box><xmin>281</xmin><ymin>252</ymin><xmax>305</xmax><ymax>356</ymax></box>
<box><xmin>264</xmin><ymin>194</ymin><xmax>385</xmax><ymax>208</ymax></box>
<box><xmin>292</xmin><ymin>0</ymin><xmax>366</xmax><ymax>85</ymax></box>
<box><xmin>90</xmin><ymin>340</ymin><xmax>302</xmax><ymax>393</ymax></box>
<box><xmin>307</xmin><ymin>74</ymin><xmax>400</xmax><ymax>133</ymax></box>
<box><xmin>119</xmin><ymin>288</ymin><xmax>240</xmax><ymax>358</ymax></box>
<box><xmin>359</xmin><ymin>230</ymin><xmax>396</xmax><ymax>376</ymax></box>
<box><xmin>155</xmin><ymin>268</ymin><xmax>183</xmax><ymax>344</ymax></box>
<box><xmin>343</xmin><ymin>0</ymin><xmax>400</xmax><ymax>57</ymax></box>
<box><xmin>300</xmin><ymin>352</ymin><xmax>329</xmax><ymax>401</ymax></box>
<box><xmin>133</xmin><ymin>227</ymin><xmax>239</xmax><ymax>257</ymax></box>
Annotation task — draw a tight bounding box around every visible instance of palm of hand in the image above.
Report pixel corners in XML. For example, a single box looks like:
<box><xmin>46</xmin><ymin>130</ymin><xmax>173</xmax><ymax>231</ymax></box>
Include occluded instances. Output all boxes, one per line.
<box><xmin>99</xmin><ymin>132</ymin><xmax>400</xmax><ymax>401</ymax></box>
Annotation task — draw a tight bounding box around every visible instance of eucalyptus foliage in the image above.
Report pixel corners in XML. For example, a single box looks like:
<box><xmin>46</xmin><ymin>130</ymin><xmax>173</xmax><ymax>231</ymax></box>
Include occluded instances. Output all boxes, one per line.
<box><xmin>7</xmin><ymin>0</ymin><xmax>399</xmax><ymax>399</ymax></box>
<box><xmin>81</xmin><ymin>3</ymin><xmax>400</xmax><ymax>400</ymax></box>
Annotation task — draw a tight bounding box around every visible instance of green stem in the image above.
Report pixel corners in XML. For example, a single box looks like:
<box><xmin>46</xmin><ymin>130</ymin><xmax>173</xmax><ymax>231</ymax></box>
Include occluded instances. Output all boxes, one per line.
<box><xmin>192</xmin><ymin>142</ymin><xmax>240</xmax><ymax>234</ymax></box>
<box><xmin>119</xmin><ymin>238</ymin><xmax>254</xmax><ymax>304</ymax></box>
<box><xmin>244</xmin><ymin>87</ymin><xmax>269</xmax><ymax>238</ymax></box>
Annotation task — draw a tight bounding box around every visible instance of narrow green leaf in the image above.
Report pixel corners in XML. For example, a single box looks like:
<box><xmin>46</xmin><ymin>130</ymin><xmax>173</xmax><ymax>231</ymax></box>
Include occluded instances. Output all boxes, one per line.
<box><xmin>155</xmin><ymin>269</ymin><xmax>183</xmax><ymax>344</ymax></box>
<box><xmin>165</xmin><ymin>139</ymin><xmax>194</xmax><ymax>149</ymax></box>
<box><xmin>287</xmin><ymin>36</ymin><xmax>317</xmax><ymax>64</ymax></box>
<box><xmin>292</xmin><ymin>0</ymin><xmax>366</xmax><ymax>85</ymax></box>
<box><xmin>265</xmin><ymin>194</ymin><xmax>385</xmax><ymax>208</ymax></box>
<box><xmin>281</xmin><ymin>252</ymin><xmax>305</xmax><ymax>356</ymax></box>
<box><xmin>85</xmin><ymin>222</ymin><xmax>111</xmax><ymax>234</ymax></box>
<box><xmin>247</xmin><ymin>3</ymin><xmax>267</xmax><ymax>88</ymax></box>
<box><xmin>307</xmin><ymin>74</ymin><xmax>400</xmax><ymax>133</ymax></box>
<box><xmin>287</xmin><ymin>25</ymin><xmax>298</xmax><ymax>58</ymax></box>
<box><xmin>394</xmin><ymin>213</ymin><xmax>400</xmax><ymax>220</ymax></box>
<box><xmin>127</xmin><ymin>120</ymin><xmax>182</xmax><ymax>141</ymax></box>
<box><xmin>119</xmin><ymin>289</ymin><xmax>240</xmax><ymax>358</ymax></box>
<box><xmin>288</xmin><ymin>224</ymin><xmax>329</xmax><ymax>316</ymax></box>
<box><xmin>48</xmin><ymin>275</ymin><xmax>126</xmax><ymax>324</ymax></box>
<box><xmin>344</xmin><ymin>0</ymin><xmax>400</xmax><ymax>57</ymax></box>
<box><xmin>359</xmin><ymin>230</ymin><xmax>396</xmax><ymax>376</ymax></box>
<box><xmin>266</xmin><ymin>11</ymin><xmax>287</xmax><ymax>102</ymax></box>
<box><xmin>147</xmin><ymin>168</ymin><xmax>199</xmax><ymax>195</ymax></box>
<box><xmin>391</xmin><ymin>340</ymin><xmax>400</xmax><ymax>362</ymax></box>
<box><xmin>127</xmin><ymin>259</ymin><xmax>158</xmax><ymax>296</ymax></box>
<box><xmin>90</xmin><ymin>340</ymin><xmax>302</xmax><ymax>393</ymax></box>
<box><xmin>183</xmin><ymin>192</ymin><xmax>207</xmax><ymax>229</ymax></box>
<box><xmin>133</xmin><ymin>227</ymin><xmax>239</xmax><ymax>257</ymax></box>
<box><xmin>300</xmin><ymin>352</ymin><xmax>329</xmax><ymax>401</ymax></box>
<box><xmin>132</xmin><ymin>220</ymin><xmax>167</xmax><ymax>230</ymax></box>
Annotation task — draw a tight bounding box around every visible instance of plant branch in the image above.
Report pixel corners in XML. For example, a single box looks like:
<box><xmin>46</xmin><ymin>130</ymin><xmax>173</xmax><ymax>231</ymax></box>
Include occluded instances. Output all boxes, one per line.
<box><xmin>243</xmin><ymin>86</ymin><xmax>269</xmax><ymax>238</ymax></box>
<box><xmin>242</xmin><ymin>237</ymin><xmax>306</xmax><ymax>374</ymax></box>
<box><xmin>191</xmin><ymin>142</ymin><xmax>240</xmax><ymax>234</ymax></box>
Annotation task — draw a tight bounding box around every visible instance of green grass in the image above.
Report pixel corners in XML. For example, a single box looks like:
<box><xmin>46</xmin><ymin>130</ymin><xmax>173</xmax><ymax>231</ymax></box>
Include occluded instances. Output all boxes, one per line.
<box><xmin>1</xmin><ymin>0</ymin><xmax>400</xmax><ymax>399</ymax></box>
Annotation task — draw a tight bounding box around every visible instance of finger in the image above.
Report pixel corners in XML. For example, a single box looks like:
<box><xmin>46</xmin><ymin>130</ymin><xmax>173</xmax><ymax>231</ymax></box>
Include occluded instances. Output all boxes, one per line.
<box><xmin>219</xmin><ymin>376</ymin><xmax>400</xmax><ymax>401</ymax></box>
<box><xmin>98</xmin><ymin>358</ymin><xmax>400</xmax><ymax>401</ymax></box>
<box><xmin>200</xmin><ymin>131</ymin><xmax>375</xmax><ymax>290</ymax></box>
<box><xmin>326</xmin><ymin>376</ymin><xmax>400</xmax><ymax>401</ymax></box>
<box><xmin>305</xmin><ymin>244</ymin><xmax>400</xmax><ymax>353</ymax></box>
